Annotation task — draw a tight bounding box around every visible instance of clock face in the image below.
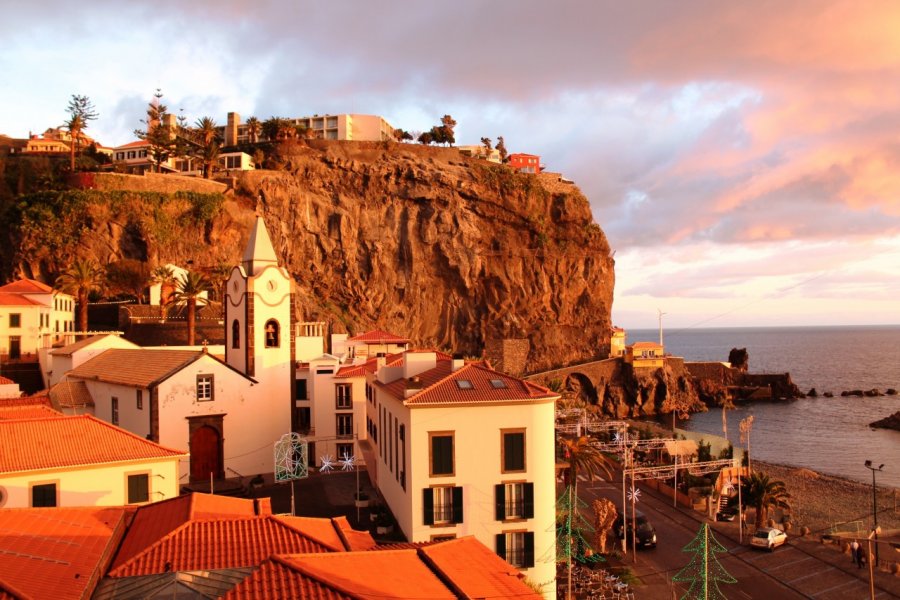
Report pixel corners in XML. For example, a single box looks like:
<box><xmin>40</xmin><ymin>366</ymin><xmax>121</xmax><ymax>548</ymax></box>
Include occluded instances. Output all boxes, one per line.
<box><xmin>267</xmin><ymin>280</ymin><xmax>278</xmax><ymax>292</ymax></box>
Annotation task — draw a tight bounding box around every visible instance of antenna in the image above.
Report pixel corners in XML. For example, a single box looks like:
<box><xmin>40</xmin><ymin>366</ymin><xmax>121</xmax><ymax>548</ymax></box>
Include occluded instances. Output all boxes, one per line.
<box><xmin>657</xmin><ymin>308</ymin><xmax>667</xmax><ymax>347</ymax></box>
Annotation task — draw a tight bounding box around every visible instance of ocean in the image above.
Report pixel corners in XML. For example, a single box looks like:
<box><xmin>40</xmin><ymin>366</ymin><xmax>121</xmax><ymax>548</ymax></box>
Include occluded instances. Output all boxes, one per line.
<box><xmin>627</xmin><ymin>325</ymin><xmax>900</xmax><ymax>488</ymax></box>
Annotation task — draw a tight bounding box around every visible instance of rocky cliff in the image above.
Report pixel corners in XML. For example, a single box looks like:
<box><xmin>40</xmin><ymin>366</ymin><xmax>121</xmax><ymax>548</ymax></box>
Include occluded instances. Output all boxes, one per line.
<box><xmin>5</xmin><ymin>140</ymin><xmax>616</xmax><ymax>371</ymax></box>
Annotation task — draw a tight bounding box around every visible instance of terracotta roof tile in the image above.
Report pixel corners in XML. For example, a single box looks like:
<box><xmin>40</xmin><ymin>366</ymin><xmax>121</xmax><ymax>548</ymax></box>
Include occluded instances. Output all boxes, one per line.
<box><xmin>68</xmin><ymin>349</ymin><xmax>203</xmax><ymax>388</ymax></box>
<box><xmin>224</xmin><ymin>557</ymin><xmax>356</xmax><ymax>600</ymax></box>
<box><xmin>0</xmin><ymin>279</ymin><xmax>53</xmax><ymax>294</ymax></box>
<box><xmin>0</xmin><ymin>506</ymin><xmax>128</xmax><ymax>600</ymax></box>
<box><xmin>0</xmin><ymin>395</ymin><xmax>48</xmax><ymax>409</ymax></box>
<box><xmin>0</xmin><ymin>292</ymin><xmax>41</xmax><ymax>306</ymax></box>
<box><xmin>630</xmin><ymin>341</ymin><xmax>662</xmax><ymax>349</ymax></box>
<box><xmin>111</xmin><ymin>493</ymin><xmax>259</xmax><ymax>571</ymax></box>
<box><xmin>0</xmin><ymin>403</ymin><xmax>61</xmax><ymax>420</ymax></box>
<box><xmin>115</xmin><ymin>140</ymin><xmax>149</xmax><ymax>149</ymax></box>
<box><xmin>0</xmin><ymin>414</ymin><xmax>186</xmax><ymax>474</ymax></box>
<box><xmin>49</xmin><ymin>379</ymin><xmax>94</xmax><ymax>408</ymax></box>
<box><xmin>379</xmin><ymin>359</ymin><xmax>557</xmax><ymax>406</ymax></box>
<box><xmin>280</xmin><ymin>550</ymin><xmax>456</xmax><ymax>600</ymax></box>
<box><xmin>347</xmin><ymin>329</ymin><xmax>410</xmax><ymax>344</ymax></box>
<box><xmin>0</xmin><ymin>376</ymin><xmax>13</xmax><ymax>385</ymax></box>
<box><xmin>421</xmin><ymin>536</ymin><xmax>543</xmax><ymax>599</ymax></box>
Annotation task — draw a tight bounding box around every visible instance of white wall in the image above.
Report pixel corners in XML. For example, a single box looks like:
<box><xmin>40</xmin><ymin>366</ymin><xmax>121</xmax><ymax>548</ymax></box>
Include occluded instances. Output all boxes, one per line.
<box><xmin>49</xmin><ymin>335</ymin><xmax>138</xmax><ymax>387</ymax></box>
<box><xmin>0</xmin><ymin>457</ymin><xmax>180</xmax><ymax>508</ymax></box>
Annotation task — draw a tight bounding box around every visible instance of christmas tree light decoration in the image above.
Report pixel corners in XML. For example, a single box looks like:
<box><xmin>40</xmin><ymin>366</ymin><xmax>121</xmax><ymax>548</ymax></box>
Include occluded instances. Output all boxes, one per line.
<box><xmin>673</xmin><ymin>523</ymin><xmax>736</xmax><ymax>600</ymax></box>
<box><xmin>555</xmin><ymin>484</ymin><xmax>603</xmax><ymax>565</ymax></box>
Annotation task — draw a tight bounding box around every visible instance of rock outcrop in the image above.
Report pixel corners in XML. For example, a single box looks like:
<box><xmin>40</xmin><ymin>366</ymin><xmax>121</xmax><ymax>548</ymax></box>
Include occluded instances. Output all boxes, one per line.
<box><xmin>4</xmin><ymin>140</ymin><xmax>616</xmax><ymax>371</ymax></box>
<box><xmin>870</xmin><ymin>411</ymin><xmax>900</xmax><ymax>431</ymax></box>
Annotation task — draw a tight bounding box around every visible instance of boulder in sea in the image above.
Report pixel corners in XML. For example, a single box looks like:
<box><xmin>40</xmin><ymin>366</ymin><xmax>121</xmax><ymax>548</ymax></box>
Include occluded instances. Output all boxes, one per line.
<box><xmin>850</xmin><ymin>390</ymin><xmax>864</xmax><ymax>397</ymax></box>
<box><xmin>823</xmin><ymin>392</ymin><xmax>833</xmax><ymax>398</ymax></box>
<box><xmin>869</xmin><ymin>411</ymin><xmax>900</xmax><ymax>431</ymax></box>
<box><xmin>807</xmin><ymin>388</ymin><xmax>818</xmax><ymax>397</ymax></box>
<box><xmin>886</xmin><ymin>388</ymin><xmax>897</xmax><ymax>396</ymax></box>
<box><xmin>864</xmin><ymin>388</ymin><xmax>881</xmax><ymax>397</ymax></box>
<box><xmin>841</xmin><ymin>391</ymin><xmax>850</xmax><ymax>397</ymax></box>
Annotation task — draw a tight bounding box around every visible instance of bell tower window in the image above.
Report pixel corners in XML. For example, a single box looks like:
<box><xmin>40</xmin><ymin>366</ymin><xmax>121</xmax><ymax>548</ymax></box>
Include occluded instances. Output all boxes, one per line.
<box><xmin>265</xmin><ymin>319</ymin><xmax>280</xmax><ymax>348</ymax></box>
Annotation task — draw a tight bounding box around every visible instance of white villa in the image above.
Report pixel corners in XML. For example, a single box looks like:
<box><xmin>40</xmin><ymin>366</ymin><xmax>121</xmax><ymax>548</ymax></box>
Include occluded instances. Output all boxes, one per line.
<box><xmin>0</xmin><ymin>279</ymin><xmax>75</xmax><ymax>359</ymax></box>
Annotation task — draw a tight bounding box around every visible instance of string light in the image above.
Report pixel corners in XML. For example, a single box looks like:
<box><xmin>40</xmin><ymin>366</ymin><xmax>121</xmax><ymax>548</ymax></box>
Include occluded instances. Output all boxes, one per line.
<box><xmin>672</xmin><ymin>523</ymin><xmax>736</xmax><ymax>600</ymax></box>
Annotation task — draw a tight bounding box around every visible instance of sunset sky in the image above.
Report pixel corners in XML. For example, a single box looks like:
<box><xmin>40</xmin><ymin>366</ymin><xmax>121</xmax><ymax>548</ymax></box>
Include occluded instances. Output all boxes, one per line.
<box><xmin>2</xmin><ymin>1</ymin><xmax>898</xmax><ymax>329</ymax></box>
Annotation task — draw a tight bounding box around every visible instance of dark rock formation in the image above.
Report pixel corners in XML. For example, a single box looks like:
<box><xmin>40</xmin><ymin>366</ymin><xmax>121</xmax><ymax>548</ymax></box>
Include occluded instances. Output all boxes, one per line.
<box><xmin>870</xmin><ymin>411</ymin><xmax>900</xmax><ymax>431</ymax></box>
<box><xmin>599</xmin><ymin>358</ymin><xmax>706</xmax><ymax>419</ymax></box>
<box><xmin>728</xmin><ymin>347</ymin><xmax>749</xmax><ymax>372</ymax></box>
<box><xmin>4</xmin><ymin>141</ymin><xmax>616</xmax><ymax>371</ymax></box>
<box><xmin>807</xmin><ymin>388</ymin><xmax>818</xmax><ymax>397</ymax></box>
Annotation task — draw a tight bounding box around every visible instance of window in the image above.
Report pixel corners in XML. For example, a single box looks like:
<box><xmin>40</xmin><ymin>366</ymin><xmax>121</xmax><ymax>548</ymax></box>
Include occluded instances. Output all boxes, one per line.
<box><xmin>423</xmin><ymin>486</ymin><xmax>463</xmax><ymax>525</ymax></box>
<box><xmin>232</xmin><ymin>320</ymin><xmax>240</xmax><ymax>349</ymax></box>
<box><xmin>127</xmin><ymin>473</ymin><xmax>149</xmax><ymax>503</ymax></box>
<box><xmin>31</xmin><ymin>483</ymin><xmax>57</xmax><ymax>507</ymax></box>
<box><xmin>495</xmin><ymin>482</ymin><xmax>534</xmax><ymax>520</ymax></box>
<box><xmin>337</xmin><ymin>443</ymin><xmax>354</xmax><ymax>460</ymax></box>
<box><xmin>8</xmin><ymin>313</ymin><xmax>20</xmax><ymax>328</ymax></box>
<box><xmin>336</xmin><ymin>414</ymin><xmax>353</xmax><ymax>438</ymax></box>
<box><xmin>296</xmin><ymin>407</ymin><xmax>311</xmax><ymax>432</ymax></box>
<box><xmin>455</xmin><ymin>379</ymin><xmax>473</xmax><ymax>390</ymax></box>
<box><xmin>490</xmin><ymin>379</ymin><xmax>507</xmax><ymax>389</ymax></box>
<box><xmin>335</xmin><ymin>384</ymin><xmax>352</xmax><ymax>409</ymax></box>
<box><xmin>502</xmin><ymin>430</ymin><xmax>526</xmax><ymax>473</ymax></box>
<box><xmin>316</xmin><ymin>368</ymin><xmax>333</xmax><ymax>375</ymax></box>
<box><xmin>429</xmin><ymin>433</ymin><xmax>454</xmax><ymax>477</ymax></box>
<box><xmin>295</xmin><ymin>379</ymin><xmax>308</xmax><ymax>400</ymax></box>
<box><xmin>197</xmin><ymin>375</ymin><xmax>213</xmax><ymax>401</ymax></box>
<box><xmin>111</xmin><ymin>397</ymin><xmax>119</xmax><ymax>425</ymax></box>
<box><xmin>136</xmin><ymin>390</ymin><xmax>143</xmax><ymax>410</ymax></box>
<box><xmin>264</xmin><ymin>319</ymin><xmax>280</xmax><ymax>348</ymax></box>
<box><xmin>496</xmin><ymin>531</ymin><xmax>534</xmax><ymax>569</ymax></box>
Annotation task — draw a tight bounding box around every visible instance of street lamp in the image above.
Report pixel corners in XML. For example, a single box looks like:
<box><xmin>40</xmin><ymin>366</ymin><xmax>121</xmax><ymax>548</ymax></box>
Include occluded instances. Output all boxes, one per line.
<box><xmin>863</xmin><ymin>460</ymin><xmax>884</xmax><ymax>567</ymax></box>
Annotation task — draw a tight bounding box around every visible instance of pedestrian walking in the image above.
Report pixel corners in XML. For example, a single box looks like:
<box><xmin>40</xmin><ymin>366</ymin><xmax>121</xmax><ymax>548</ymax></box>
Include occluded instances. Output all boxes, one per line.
<box><xmin>850</xmin><ymin>540</ymin><xmax>860</xmax><ymax>567</ymax></box>
<box><xmin>855</xmin><ymin>543</ymin><xmax>865</xmax><ymax>569</ymax></box>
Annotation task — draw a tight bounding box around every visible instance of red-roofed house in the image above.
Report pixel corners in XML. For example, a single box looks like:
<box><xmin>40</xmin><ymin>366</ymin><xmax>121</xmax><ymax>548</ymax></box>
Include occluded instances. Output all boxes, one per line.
<box><xmin>0</xmin><ymin>414</ymin><xmax>184</xmax><ymax>508</ymax></box>
<box><xmin>0</xmin><ymin>375</ymin><xmax>20</xmax><ymax>398</ymax></box>
<box><xmin>0</xmin><ymin>279</ymin><xmax>75</xmax><ymax>359</ymax></box>
<box><xmin>365</xmin><ymin>350</ymin><xmax>559</xmax><ymax>595</ymax></box>
<box><xmin>0</xmin><ymin>506</ymin><xmax>129</xmax><ymax>600</ymax></box>
<box><xmin>625</xmin><ymin>341</ymin><xmax>664</xmax><ymax>368</ymax></box>
<box><xmin>508</xmin><ymin>152</ymin><xmax>542</xmax><ymax>174</ymax></box>
<box><xmin>47</xmin><ymin>333</ymin><xmax>138</xmax><ymax>387</ymax></box>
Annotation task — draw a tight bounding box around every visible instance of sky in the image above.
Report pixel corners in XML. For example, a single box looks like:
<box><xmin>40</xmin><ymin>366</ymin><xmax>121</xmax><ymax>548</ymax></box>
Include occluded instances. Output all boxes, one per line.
<box><xmin>2</xmin><ymin>0</ymin><xmax>899</xmax><ymax>330</ymax></box>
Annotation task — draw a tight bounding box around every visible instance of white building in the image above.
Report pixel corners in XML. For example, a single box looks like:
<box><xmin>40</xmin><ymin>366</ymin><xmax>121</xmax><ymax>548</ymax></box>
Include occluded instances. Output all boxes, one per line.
<box><xmin>362</xmin><ymin>350</ymin><xmax>559</xmax><ymax>597</ymax></box>
<box><xmin>224</xmin><ymin>112</ymin><xmax>395</xmax><ymax>145</ymax></box>
<box><xmin>59</xmin><ymin>217</ymin><xmax>293</xmax><ymax>484</ymax></box>
<box><xmin>0</xmin><ymin>413</ymin><xmax>184</xmax><ymax>508</ymax></box>
<box><xmin>46</xmin><ymin>333</ymin><xmax>138</xmax><ymax>387</ymax></box>
<box><xmin>0</xmin><ymin>279</ymin><xmax>75</xmax><ymax>358</ymax></box>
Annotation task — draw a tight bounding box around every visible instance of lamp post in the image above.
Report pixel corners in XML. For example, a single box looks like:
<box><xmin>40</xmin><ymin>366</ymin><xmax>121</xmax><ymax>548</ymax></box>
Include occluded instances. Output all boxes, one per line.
<box><xmin>863</xmin><ymin>460</ymin><xmax>884</xmax><ymax>567</ymax></box>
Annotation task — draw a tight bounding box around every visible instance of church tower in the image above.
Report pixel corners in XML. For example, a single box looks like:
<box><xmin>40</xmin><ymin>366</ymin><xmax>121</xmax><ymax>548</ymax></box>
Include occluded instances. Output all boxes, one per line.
<box><xmin>225</xmin><ymin>216</ymin><xmax>293</xmax><ymax>396</ymax></box>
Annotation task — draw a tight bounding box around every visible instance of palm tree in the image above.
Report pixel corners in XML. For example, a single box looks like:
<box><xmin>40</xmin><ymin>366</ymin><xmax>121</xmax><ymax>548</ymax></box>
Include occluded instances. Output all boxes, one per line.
<box><xmin>151</xmin><ymin>265</ymin><xmax>176</xmax><ymax>316</ymax></box>
<box><xmin>194</xmin><ymin>117</ymin><xmax>220</xmax><ymax>178</ymax></box>
<box><xmin>559</xmin><ymin>435</ymin><xmax>615</xmax><ymax>497</ymax></box>
<box><xmin>170</xmin><ymin>270</ymin><xmax>209</xmax><ymax>346</ymax></box>
<box><xmin>65</xmin><ymin>114</ymin><xmax>85</xmax><ymax>172</ymax></box>
<box><xmin>56</xmin><ymin>259</ymin><xmax>104</xmax><ymax>332</ymax></box>
<box><xmin>245</xmin><ymin>116</ymin><xmax>261</xmax><ymax>144</ymax></box>
<box><xmin>738</xmin><ymin>471</ymin><xmax>791</xmax><ymax>529</ymax></box>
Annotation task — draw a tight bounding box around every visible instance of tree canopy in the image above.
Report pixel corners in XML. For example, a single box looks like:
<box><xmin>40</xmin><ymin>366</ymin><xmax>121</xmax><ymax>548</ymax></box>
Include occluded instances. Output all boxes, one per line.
<box><xmin>134</xmin><ymin>89</ymin><xmax>177</xmax><ymax>173</ymax></box>
<box><xmin>65</xmin><ymin>95</ymin><xmax>98</xmax><ymax>172</ymax></box>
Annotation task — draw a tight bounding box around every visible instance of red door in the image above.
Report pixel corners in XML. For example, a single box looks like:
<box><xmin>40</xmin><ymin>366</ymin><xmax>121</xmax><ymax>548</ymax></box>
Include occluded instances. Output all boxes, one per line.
<box><xmin>191</xmin><ymin>425</ymin><xmax>221</xmax><ymax>482</ymax></box>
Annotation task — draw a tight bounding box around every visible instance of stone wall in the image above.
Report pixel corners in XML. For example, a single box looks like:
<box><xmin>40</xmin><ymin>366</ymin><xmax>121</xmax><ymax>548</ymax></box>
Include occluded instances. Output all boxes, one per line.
<box><xmin>69</xmin><ymin>172</ymin><xmax>227</xmax><ymax>194</ymax></box>
<box><xmin>484</xmin><ymin>338</ymin><xmax>531</xmax><ymax>376</ymax></box>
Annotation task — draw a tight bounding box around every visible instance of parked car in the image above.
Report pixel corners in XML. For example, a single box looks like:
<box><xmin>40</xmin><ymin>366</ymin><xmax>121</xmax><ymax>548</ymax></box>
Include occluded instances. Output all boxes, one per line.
<box><xmin>750</xmin><ymin>527</ymin><xmax>787</xmax><ymax>551</ymax></box>
<box><xmin>614</xmin><ymin>510</ymin><xmax>658</xmax><ymax>548</ymax></box>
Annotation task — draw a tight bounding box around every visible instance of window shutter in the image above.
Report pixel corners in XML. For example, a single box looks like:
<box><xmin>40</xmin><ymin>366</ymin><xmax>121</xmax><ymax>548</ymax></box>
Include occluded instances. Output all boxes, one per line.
<box><xmin>495</xmin><ymin>484</ymin><xmax>506</xmax><ymax>521</ymax></box>
<box><xmin>495</xmin><ymin>533</ymin><xmax>506</xmax><ymax>560</ymax></box>
<box><xmin>452</xmin><ymin>486</ymin><xmax>464</xmax><ymax>523</ymax></box>
<box><xmin>423</xmin><ymin>488</ymin><xmax>434</xmax><ymax>525</ymax></box>
<box><xmin>524</xmin><ymin>532</ymin><xmax>535</xmax><ymax>568</ymax></box>
<box><xmin>524</xmin><ymin>483</ymin><xmax>534</xmax><ymax>519</ymax></box>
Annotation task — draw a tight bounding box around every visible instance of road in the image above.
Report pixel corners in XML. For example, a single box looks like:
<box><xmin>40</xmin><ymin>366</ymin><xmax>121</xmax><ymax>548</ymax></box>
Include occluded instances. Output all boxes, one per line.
<box><xmin>580</xmin><ymin>477</ymin><xmax>812</xmax><ymax>599</ymax></box>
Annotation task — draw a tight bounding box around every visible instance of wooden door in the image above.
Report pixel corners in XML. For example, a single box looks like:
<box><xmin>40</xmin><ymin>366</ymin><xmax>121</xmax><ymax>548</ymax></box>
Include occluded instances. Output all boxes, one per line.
<box><xmin>190</xmin><ymin>425</ymin><xmax>221</xmax><ymax>482</ymax></box>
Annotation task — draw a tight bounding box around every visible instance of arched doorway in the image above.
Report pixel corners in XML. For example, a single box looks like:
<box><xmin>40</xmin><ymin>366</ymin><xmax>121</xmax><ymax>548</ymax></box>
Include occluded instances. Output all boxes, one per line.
<box><xmin>190</xmin><ymin>425</ymin><xmax>222</xmax><ymax>482</ymax></box>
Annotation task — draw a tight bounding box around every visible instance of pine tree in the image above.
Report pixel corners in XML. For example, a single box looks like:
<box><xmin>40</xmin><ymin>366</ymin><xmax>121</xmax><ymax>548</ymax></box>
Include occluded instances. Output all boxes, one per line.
<box><xmin>672</xmin><ymin>523</ymin><xmax>736</xmax><ymax>600</ymax></box>
<box><xmin>134</xmin><ymin>89</ymin><xmax>177</xmax><ymax>172</ymax></box>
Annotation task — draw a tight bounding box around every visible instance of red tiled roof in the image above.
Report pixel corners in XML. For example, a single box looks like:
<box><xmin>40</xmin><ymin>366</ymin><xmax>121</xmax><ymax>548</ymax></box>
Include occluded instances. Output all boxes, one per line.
<box><xmin>334</xmin><ymin>351</ymin><xmax>451</xmax><ymax>379</ymax></box>
<box><xmin>110</xmin><ymin>494</ymin><xmax>374</xmax><ymax>577</ymax></box>
<box><xmin>49</xmin><ymin>333</ymin><xmax>135</xmax><ymax>356</ymax></box>
<box><xmin>0</xmin><ymin>414</ymin><xmax>186</xmax><ymax>474</ymax></box>
<box><xmin>421</xmin><ymin>536</ymin><xmax>543</xmax><ymax>599</ymax></box>
<box><xmin>0</xmin><ymin>394</ymin><xmax>50</xmax><ymax>407</ymax></box>
<box><xmin>0</xmin><ymin>506</ymin><xmax>128</xmax><ymax>600</ymax></box>
<box><xmin>223</xmin><ymin>556</ymin><xmax>356</xmax><ymax>600</ymax></box>
<box><xmin>0</xmin><ymin>292</ymin><xmax>41</xmax><ymax>306</ymax></box>
<box><xmin>379</xmin><ymin>359</ymin><xmax>557</xmax><ymax>406</ymax></box>
<box><xmin>68</xmin><ymin>349</ymin><xmax>203</xmax><ymax>388</ymax></box>
<box><xmin>0</xmin><ymin>404</ymin><xmax>61</xmax><ymax>420</ymax></box>
<box><xmin>114</xmin><ymin>140</ymin><xmax>149</xmax><ymax>149</ymax></box>
<box><xmin>0</xmin><ymin>376</ymin><xmax>15</xmax><ymax>385</ymax></box>
<box><xmin>332</xmin><ymin>516</ymin><xmax>377</xmax><ymax>551</ymax></box>
<box><xmin>630</xmin><ymin>341</ymin><xmax>662</xmax><ymax>349</ymax></box>
<box><xmin>347</xmin><ymin>329</ymin><xmax>410</xmax><ymax>344</ymax></box>
<box><xmin>0</xmin><ymin>279</ymin><xmax>53</xmax><ymax>294</ymax></box>
<box><xmin>49</xmin><ymin>379</ymin><xmax>94</xmax><ymax>408</ymax></box>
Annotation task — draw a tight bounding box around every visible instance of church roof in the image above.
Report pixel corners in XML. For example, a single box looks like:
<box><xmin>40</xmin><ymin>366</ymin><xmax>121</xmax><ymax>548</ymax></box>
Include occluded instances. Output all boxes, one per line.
<box><xmin>241</xmin><ymin>216</ymin><xmax>278</xmax><ymax>274</ymax></box>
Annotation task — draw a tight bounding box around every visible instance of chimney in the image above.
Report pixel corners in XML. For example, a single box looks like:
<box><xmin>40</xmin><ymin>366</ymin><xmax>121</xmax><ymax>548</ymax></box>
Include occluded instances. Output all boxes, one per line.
<box><xmin>452</xmin><ymin>353</ymin><xmax>465</xmax><ymax>372</ymax></box>
<box><xmin>226</xmin><ymin>112</ymin><xmax>240</xmax><ymax>146</ymax></box>
<box><xmin>404</xmin><ymin>375</ymin><xmax>423</xmax><ymax>398</ymax></box>
<box><xmin>254</xmin><ymin>497</ymin><xmax>272</xmax><ymax>516</ymax></box>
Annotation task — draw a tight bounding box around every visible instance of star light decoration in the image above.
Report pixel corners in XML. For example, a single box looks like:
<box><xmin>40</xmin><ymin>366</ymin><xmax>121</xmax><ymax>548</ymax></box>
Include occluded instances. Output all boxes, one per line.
<box><xmin>319</xmin><ymin>454</ymin><xmax>335</xmax><ymax>473</ymax></box>
<box><xmin>339</xmin><ymin>452</ymin><xmax>357</xmax><ymax>471</ymax></box>
<box><xmin>627</xmin><ymin>487</ymin><xmax>642</xmax><ymax>503</ymax></box>
<box><xmin>613</xmin><ymin>431</ymin><xmax>623</xmax><ymax>444</ymax></box>
<box><xmin>722</xmin><ymin>478</ymin><xmax>735</xmax><ymax>495</ymax></box>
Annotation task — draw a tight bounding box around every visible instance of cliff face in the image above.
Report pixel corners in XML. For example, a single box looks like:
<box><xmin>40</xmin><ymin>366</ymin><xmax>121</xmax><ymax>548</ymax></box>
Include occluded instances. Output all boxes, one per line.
<box><xmin>600</xmin><ymin>358</ymin><xmax>707</xmax><ymax>419</ymax></box>
<box><xmin>8</xmin><ymin>140</ymin><xmax>616</xmax><ymax>371</ymax></box>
